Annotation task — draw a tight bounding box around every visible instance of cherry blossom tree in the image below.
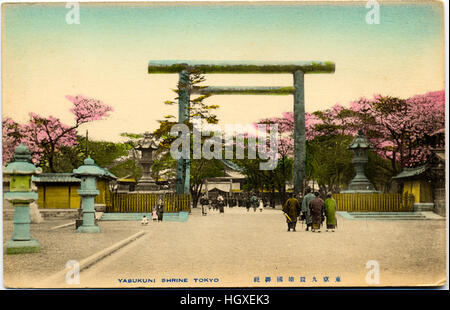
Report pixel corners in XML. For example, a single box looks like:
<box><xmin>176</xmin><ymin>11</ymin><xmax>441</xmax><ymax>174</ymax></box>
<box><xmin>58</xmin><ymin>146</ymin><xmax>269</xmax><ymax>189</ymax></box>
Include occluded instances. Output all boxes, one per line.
<box><xmin>2</xmin><ymin>95</ymin><xmax>113</xmax><ymax>172</ymax></box>
<box><xmin>350</xmin><ymin>90</ymin><xmax>445</xmax><ymax>173</ymax></box>
<box><xmin>252</xmin><ymin>90</ymin><xmax>445</xmax><ymax>192</ymax></box>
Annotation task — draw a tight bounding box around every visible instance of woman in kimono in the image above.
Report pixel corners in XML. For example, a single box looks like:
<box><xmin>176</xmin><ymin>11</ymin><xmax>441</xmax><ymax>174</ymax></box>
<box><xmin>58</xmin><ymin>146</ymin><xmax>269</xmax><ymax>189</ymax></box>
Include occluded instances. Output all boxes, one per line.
<box><xmin>308</xmin><ymin>192</ymin><xmax>325</xmax><ymax>232</ymax></box>
<box><xmin>324</xmin><ymin>193</ymin><xmax>337</xmax><ymax>232</ymax></box>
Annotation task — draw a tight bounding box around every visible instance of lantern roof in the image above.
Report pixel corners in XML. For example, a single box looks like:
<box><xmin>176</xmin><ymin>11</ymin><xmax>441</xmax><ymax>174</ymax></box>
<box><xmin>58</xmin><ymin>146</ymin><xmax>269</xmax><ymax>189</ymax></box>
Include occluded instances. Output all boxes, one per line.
<box><xmin>72</xmin><ymin>157</ymin><xmax>105</xmax><ymax>177</ymax></box>
<box><xmin>136</xmin><ymin>132</ymin><xmax>160</xmax><ymax>150</ymax></box>
<box><xmin>3</xmin><ymin>144</ymin><xmax>42</xmax><ymax>175</ymax></box>
<box><xmin>348</xmin><ymin>130</ymin><xmax>372</xmax><ymax>149</ymax></box>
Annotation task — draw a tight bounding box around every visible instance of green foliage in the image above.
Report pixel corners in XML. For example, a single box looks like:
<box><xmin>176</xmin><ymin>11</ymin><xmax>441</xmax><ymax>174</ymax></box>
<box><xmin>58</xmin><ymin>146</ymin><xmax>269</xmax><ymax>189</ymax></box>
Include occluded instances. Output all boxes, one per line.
<box><xmin>109</xmin><ymin>159</ymin><xmax>142</xmax><ymax>181</ymax></box>
<box><xmin>120</xmin><ymin>132</ymin><xmax>143</xmax><ymax>140</ymax></box>
<box><xmin>365</xmin><ymin>150</ymin><xmax>398</xmax><ymax>192</ymax></box>
<box><xmin>306</xmin><ymin>134</ymin><xmax>354</xmax><ymax>194</ymax></box>
<box><xmin>151</xmin><ymin>152</ymin><xmax>177</xmax><ymax>181</ymax></box>
<box><xmin>48</xmin><ymin>136</ymin><xmax>140</xmax><ymax>178</ymax></box>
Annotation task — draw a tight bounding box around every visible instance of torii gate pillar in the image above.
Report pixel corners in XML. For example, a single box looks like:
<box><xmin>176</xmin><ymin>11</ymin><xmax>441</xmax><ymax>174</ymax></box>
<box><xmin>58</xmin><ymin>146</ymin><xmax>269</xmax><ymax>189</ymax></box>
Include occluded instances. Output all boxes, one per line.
<box><xmin>293</xmin><ymin>70</ymin><xmax>306</xmax><ymax>195</ymax></box>
<box><xmin>177</xmin><ymin>70</ymin><xmax>191</xmax><ymax>194</ymax></box>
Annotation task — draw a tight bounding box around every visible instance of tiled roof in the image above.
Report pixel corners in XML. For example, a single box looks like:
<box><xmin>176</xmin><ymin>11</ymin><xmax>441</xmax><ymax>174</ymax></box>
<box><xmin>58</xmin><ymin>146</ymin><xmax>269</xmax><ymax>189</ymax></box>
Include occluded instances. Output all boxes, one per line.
<box><xmin>31</xmin><ymin>169</ymin><xmax>117</xmax><ymax>183</ymax></box>
<box><xmin>392</xmin><ymin>165</ymin><xmax>427</xmax><ymax>179</ymax></box>
<box><xmin>32</xmin><ymin>173</ymin><xmax>80</xmax><ymax>183</ymax></box>
<box><xmin>99</xmin><ymin>167</ymin><xmax>117</xmax><ymax>179</ymax></box>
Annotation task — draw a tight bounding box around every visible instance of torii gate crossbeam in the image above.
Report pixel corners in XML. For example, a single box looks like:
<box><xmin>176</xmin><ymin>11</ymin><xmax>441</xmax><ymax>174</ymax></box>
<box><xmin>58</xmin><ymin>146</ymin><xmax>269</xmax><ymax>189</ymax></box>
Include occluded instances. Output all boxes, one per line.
<box><xmin>148</xmin><ymin>60</ymin><xmax>335</xmax><ymax>195</ymax></box>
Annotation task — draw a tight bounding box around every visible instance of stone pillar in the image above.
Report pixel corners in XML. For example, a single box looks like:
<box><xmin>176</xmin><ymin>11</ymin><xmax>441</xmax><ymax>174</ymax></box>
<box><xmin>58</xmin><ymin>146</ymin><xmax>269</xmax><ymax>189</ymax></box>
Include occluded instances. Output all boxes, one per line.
<box><xmin>73</xmin><ymin>157</ymin><xmax>105</xmax><ymax>233</ymax></box>
<box><xmin>293</xmin><ymin>70</ymin><xmax>306</xmax><ymax>196</ymax></box>
<box><xmin>177</xmin><ymin>69</ymin><xmax>191</xmax><ymax>194</ymax></box>
<box><xmin>4</xmin><ymin>144</ymin><xmax>42</xmax><ymax>254</ymax></box>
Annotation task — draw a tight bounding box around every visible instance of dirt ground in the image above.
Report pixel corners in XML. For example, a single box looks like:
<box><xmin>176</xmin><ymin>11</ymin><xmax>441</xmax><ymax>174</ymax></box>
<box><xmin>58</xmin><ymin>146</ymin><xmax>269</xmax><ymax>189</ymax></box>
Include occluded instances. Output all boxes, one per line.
<box><xmin>3</xmin><ymin>206</ymin><xmax>447</xmax><ymax>288</ymax></box>
<box><xmin>2</xmin><ymin>218</ymin><xmax>143</xmax><ymax>288</ymax></box>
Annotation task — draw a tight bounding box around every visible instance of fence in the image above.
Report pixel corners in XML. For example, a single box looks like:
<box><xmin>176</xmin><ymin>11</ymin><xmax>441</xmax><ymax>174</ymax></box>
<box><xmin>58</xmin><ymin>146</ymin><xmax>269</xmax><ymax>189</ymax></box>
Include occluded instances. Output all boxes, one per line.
<box><xmin>106</xmin><ymin>193</ymin><xmax>191</xmax><ymax>213</ymax></box>
<box><xmin>332</xmin><ymin>193</ymin><xmax>414</xmax><ymax>212</ymax></box>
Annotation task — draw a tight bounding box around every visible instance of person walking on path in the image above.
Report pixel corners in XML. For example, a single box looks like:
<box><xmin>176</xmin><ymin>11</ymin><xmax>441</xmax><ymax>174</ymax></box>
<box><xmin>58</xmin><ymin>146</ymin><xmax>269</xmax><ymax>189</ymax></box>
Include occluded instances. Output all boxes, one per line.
<box><xmin>200</xmin><ymin>194</ymin><xmax>209</xmax><ymax>216</ymax></box>
<box><xmin>309</xmin><ymin>192</ymin><xmax>325</xmax><ymax>232</ymax></box>
<box><xmin>244</xmin><ymin>193</ymin><xmax>251</xmax><ymax>212</ymax></box>
<box><xmin>217</xmin><ymin>194</ymin><xmax>225</xmax><ymax>214</ymax></box>
<box><xmin>324</xmin><ymin>193</ymin><xmax>337</xmax><ymax>232</ymax></box>
<box><xmin>282</xmin><ymin>193</ymin><xmax>300</xmax><ymax>232</ymax></box>
<box><xmin>250</xmin><ymin>192</ymin><xmax>259</xmax><ymax>212</ymax></box>
<box><xmin>301</xmin><ymin>188</ymin><xmax>315</xmax><ymax>231</ymax></box>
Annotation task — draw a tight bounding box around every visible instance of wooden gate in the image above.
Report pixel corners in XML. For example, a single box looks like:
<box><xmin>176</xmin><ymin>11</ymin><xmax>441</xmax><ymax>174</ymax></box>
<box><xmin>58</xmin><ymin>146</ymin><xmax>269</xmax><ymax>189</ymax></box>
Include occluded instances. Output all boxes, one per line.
<box><xmin>106</xmin><ymin>193</ymin><xmax>191</xmax><ymax>213</ymax></box>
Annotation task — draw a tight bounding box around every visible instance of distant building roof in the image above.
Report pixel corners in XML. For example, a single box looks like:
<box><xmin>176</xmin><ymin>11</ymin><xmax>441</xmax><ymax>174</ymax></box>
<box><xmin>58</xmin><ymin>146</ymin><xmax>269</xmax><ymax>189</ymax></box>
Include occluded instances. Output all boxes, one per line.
<box><xmin>392</xmin><ymin>165</ymin><xmax>427</xmax><ymax>179</ymax></box>
<box><xmin>221</xmin><ymin>159</ymin><xmax>244</xmax><ymax>172</ymax></box>
<box><xmin>31</xmin><ymin>170</ymin><xmax>116</xmax><ymax>183</ymax></box>
<box><xmin>224</xmin><ymin>169</ymin><xmax>246</xmax><ymax>179</ymax></box>
<box><xmin>393</xmin><ymin>148</ymin><xmax>445</xmax><ymax>180</ymax></box>
<box><xmin>98</xmin><ymin>167</ymin><xmax>117</xmax><ymax>179</ymax></box>
<box><xmin>32</xmin><ymin>173</ymin><xmax>81</xmax><ymax>183</ymax></box>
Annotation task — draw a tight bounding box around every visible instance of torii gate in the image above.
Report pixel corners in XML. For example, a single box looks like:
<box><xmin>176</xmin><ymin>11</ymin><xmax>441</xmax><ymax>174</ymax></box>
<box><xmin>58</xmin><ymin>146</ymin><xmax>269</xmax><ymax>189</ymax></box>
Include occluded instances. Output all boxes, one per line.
<box><xmin>148</xmin><ymin>60</ymin><xmax>335</xmax><ymax>195</ymax></box>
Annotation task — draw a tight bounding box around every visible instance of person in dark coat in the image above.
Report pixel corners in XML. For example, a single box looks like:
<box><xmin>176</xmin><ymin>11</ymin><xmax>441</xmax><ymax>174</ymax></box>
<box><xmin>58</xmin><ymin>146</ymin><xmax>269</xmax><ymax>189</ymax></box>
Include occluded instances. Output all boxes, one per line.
<box><xmin>309</xmin><ymin>192</ymin><xmax>325</xmax><ymax>232</ymax></box>
<box><xmin>217</xmin><ymin>194</ymin><xmax>225</xmax><ymax>213</ymax></box>
<box><xmin>156</xmin><ymin>198</ymin><xmax>164</xmax><ymax>222</ymax></box>
<box><xmin>282</xmin><ymin>193</ymin><xmax>300</xmax><ymax>232</ymax></box>
<box><xmin>244</xmin><ymin>193</ymin><xmax>251</xmax><ymax>212</ymax></box>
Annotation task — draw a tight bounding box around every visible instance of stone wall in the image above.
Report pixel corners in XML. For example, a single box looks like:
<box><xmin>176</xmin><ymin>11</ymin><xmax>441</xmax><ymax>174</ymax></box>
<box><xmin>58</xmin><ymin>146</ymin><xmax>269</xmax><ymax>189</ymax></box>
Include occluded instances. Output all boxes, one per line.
<box><xmin>433</xmin><ymin>185</ymin><xmax>446</xmax><ymax>217</ymax></box>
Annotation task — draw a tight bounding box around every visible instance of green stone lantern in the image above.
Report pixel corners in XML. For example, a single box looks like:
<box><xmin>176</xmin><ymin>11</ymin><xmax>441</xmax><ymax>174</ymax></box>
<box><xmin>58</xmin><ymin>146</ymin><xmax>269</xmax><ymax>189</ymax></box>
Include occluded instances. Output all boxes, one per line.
<box><xmin>343</xmin><ymin>130</ymin><xmax>377</xmax><ymax>193</ymax></box>
<box><xmin>73</xmin><ymin>157</ymin><xmax>105</xmax><ymax>233</ymax></box>
<box><xmin>4</xmin><ymin>144</ymin><xmax>42</xmax><ymax>254</ymax></box>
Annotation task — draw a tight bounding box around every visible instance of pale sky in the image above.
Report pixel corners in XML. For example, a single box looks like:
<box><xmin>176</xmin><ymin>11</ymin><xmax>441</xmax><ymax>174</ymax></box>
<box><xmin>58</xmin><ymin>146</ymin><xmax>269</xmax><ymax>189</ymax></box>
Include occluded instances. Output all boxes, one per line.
<box><xmin>1</xmin><ymin>1</ymin><xmax>445</xmax><ymax>142</ymax></box>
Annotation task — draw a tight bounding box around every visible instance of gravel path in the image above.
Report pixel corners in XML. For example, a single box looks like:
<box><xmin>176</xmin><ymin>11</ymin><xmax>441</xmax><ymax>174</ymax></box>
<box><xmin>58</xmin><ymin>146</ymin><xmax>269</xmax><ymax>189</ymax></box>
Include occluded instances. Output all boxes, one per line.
<box><xmin>12</xmin><ymin>206</ymin><xmax>444</xmax><ymax>288</ymax></box>
<box><xmin>3</xmin><ymin>218</ymin><xmax>143</xmax><ymax>288</ymax></box>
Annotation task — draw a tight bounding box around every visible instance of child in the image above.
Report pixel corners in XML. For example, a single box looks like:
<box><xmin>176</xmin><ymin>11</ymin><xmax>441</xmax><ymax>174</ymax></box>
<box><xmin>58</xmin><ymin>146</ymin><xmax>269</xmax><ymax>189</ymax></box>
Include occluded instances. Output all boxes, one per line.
<box><xmin>152</xmin><ymin>208</ymin><xmax>158</xmax><ymax>222</ymax></box>
<box><xmin>141</xmin><ymin>215</ymin><xmax>149</xmax><ymax>226</ymax></box>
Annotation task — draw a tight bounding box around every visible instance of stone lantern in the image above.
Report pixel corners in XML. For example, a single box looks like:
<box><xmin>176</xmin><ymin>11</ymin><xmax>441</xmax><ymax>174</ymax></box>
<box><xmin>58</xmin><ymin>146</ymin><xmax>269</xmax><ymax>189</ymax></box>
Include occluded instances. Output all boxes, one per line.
<box><xmin>4</xmin><ymin>144</ymin><xmax>42</xmax><ymax>254</ymax></box>
<box><xmin>343</xmin><ymin>130</ymin><xmax>377</xmax><ymax>193</ymax></box>
<box><xmin>73</xmin><ymin>157</ymin><xmax>105</xmax><ymax>233</ymax></box>
<box><xmin>135</xmin><ymin>132</ymin><xmax>160</xmax><ymax>192</ymax></box>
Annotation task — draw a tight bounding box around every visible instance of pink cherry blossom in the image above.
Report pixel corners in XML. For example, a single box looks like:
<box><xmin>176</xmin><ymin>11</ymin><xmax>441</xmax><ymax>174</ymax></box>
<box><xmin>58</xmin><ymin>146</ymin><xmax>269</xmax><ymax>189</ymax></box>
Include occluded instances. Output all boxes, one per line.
<box><xmin>2</xmin><ymin>95</ymin><xmax>113</xmax><ymax>170</ymax></box>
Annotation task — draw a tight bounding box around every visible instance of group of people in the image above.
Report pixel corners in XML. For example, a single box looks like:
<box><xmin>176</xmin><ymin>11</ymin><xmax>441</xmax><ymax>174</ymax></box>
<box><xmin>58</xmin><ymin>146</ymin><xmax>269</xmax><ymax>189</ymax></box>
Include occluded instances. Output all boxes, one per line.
<box><xmin>200</xmin><ymin>194</ymin><xmax>226</xmax><ymax>215</ymax></box>
<box><xmin>199</xmin><ymin>192</ymin><xmax>266</xmax><ymax>215</ymax></box>
<box><xmin>282</xmin><ymin>188</ymin><xmax>337</xmax><ymax>233</ymax></box>
<box><xmin>141</xmin><ymin>198</ymin><xmax>164</xmax><ymax>225</ymax></box>
<box><xmin>247</xmin><ymin>193</ymin><xmax>264</xmax><ymax>212</ymax></box>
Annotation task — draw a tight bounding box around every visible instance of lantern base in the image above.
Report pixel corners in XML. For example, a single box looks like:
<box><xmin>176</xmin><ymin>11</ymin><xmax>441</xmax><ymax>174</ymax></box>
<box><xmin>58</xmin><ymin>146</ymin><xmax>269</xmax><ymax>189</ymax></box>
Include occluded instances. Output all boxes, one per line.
<box><xmin>77</xmin><ymin>225</ymin><xmax>101</xmax><ymax>233</ymax></box>
<box><xmin>6</xmin><ymin>238</ymin><xmax>40</xmax><ymax>254</ymax></box>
